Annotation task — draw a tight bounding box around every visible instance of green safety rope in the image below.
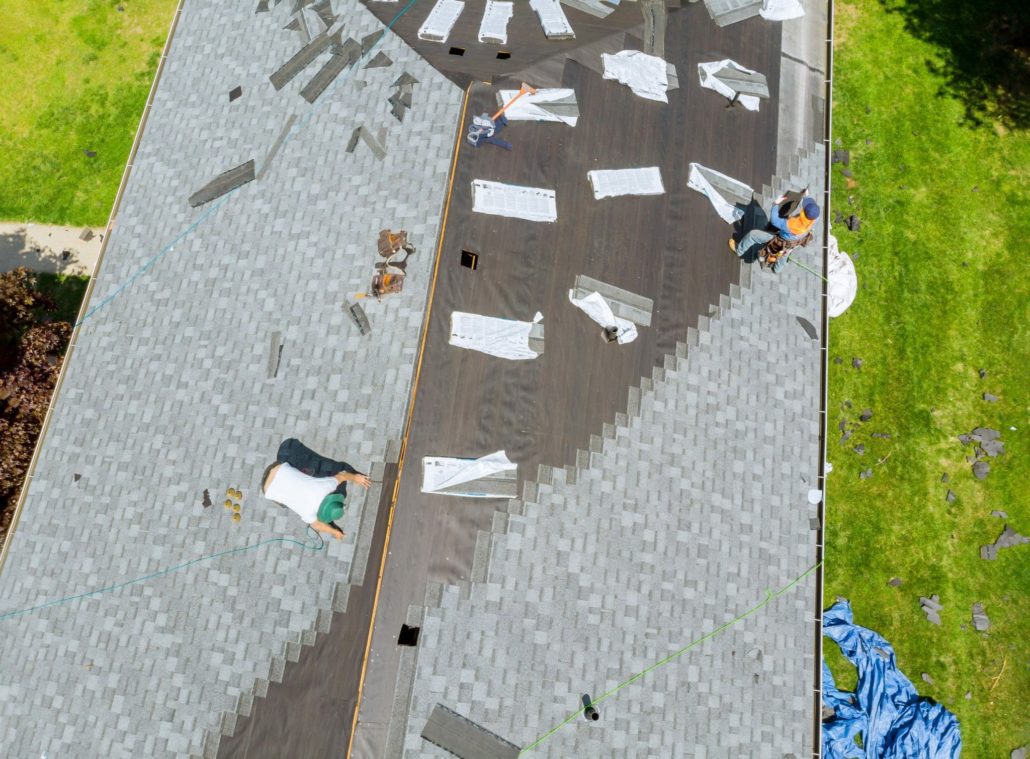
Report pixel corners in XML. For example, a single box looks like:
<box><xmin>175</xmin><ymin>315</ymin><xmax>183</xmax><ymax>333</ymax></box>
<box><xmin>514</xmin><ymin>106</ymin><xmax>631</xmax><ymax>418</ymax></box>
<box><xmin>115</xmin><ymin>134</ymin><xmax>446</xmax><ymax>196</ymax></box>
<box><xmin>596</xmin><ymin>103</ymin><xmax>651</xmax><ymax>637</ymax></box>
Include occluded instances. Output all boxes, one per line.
<box><xmin>519</xmin><ymin>561</ymin><xmax>823</xmax><ymax>754</ymax></box>
<box><xmin>0</xmin><ymin>527</ymin><xmax>324</xmax><ymax>622</ymax></box>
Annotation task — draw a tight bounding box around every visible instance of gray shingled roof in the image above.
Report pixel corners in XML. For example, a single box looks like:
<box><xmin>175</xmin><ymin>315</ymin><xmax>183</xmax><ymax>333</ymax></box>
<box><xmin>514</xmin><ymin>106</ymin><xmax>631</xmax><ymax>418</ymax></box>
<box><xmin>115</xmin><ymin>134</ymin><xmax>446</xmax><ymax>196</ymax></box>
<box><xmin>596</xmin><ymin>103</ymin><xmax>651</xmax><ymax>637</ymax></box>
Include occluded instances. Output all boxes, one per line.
<box><xmin>1</xmin><ymin>0</ymin><xmax>833</xmax><ymax>756</ymax></box>
<box><xmin>0</xmin><ymin>1</ymin><xmax>461</xmax><ymax>756</ymax></box>
<box><xmin>399</xmin><ymin>160</ymin><xmax>825</xmax><ymax>756</ymax></box>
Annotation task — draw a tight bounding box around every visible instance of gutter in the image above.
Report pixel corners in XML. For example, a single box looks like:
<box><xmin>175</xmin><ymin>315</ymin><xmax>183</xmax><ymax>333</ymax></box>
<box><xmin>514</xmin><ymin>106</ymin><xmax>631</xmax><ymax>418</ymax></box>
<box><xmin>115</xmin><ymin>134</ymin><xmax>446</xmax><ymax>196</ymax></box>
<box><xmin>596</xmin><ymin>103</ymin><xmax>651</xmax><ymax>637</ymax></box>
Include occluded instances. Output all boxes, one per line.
<box><xmin>0</xmin><ymin>0</ymin><xmax>187</xmax><ymax>573</ymax></box>
<box><xmin>812</xmin><ymin>0</ymin><xmax>836</xmax><ymax>756</ymax></box>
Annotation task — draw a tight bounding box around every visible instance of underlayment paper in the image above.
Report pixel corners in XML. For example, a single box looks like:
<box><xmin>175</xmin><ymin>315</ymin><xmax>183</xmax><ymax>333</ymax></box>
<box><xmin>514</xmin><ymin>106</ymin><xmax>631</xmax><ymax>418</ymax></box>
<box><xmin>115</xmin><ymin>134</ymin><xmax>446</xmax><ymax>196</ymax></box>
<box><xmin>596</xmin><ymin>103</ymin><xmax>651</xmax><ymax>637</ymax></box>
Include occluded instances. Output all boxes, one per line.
<box><xmin>479</xmin><ymin>0</ymin><xmax>513</xmax><ymax>44</ymax></box>
<box><xmin>422</xmin><ymin>451</ymin><xmax>517</xmax><ymax>496</ymax></box>
<box><xmin>760</xmin><ymin>0</ymin><xmax>805</xmax><ymax>20</ymax></box>
<box><xmin>687</xmin><ymin>163</ymin><xmax>754</xmax><ymax>224</ymax></box>
<box><xmin>472</xmin><ymin>180</ymin><xmax>558</xmax><ymax>222</ymax></box>
<box><xmin>449</xmin><ymin>311</ymin><xmax>543</xmax><ymax>360</ymax></box>
<box><xmin>827</xmin><ymin>234</ymin><xmax>858</xmax><ymax>318</ymax></box>
<box><xmin>698</xmin><ymin>59</ymin><xmax>762</xmax><ymax>111</ymax></box>
<box><xmin>498</xmin><ymin>89</ymin><xmax>579</xmax><ymax>126</ymax></box>
<box><xmin>568</xmin><ymin>290</ymin><xmax>638</xmax><ymax>344</ymax></box>
<box><xmin>602</xmin><ymin>50</ymin><xmax>669</xmax><ymax>103</ymax></box>
<box><xmin>418</xmin><ymin>0</ymin><xmax>465</xmax><ymax>42</ymax></box>
<box><xmin>587</xmin><ymin>167</ymin><xmax>665</xmax><ymax>199</ymax></box>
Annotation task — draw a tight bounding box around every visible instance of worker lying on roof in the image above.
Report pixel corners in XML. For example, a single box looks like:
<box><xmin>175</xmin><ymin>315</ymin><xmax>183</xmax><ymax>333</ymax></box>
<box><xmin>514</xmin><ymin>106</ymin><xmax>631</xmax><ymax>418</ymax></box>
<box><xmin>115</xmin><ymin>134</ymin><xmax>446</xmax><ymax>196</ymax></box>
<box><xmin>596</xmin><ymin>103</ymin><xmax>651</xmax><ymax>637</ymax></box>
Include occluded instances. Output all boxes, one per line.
<box><xmin>729</xmin><ymin>193</ymin><xmax>820</xmax><ymax>273</ymax></box>
<box><xmin>261</xmin><ymin>451</ymin><xmax>371</xmax><ymax>540</ymax></box>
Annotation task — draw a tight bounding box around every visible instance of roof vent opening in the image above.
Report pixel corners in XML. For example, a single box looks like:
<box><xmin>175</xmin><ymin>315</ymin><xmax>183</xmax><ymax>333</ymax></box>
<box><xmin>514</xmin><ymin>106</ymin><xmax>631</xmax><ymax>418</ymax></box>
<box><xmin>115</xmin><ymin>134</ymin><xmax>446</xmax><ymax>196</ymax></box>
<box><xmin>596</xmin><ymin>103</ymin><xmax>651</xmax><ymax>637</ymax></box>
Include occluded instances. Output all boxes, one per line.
<box><xmin>448</xmin><ymin>46</ymin><xmax>465</xmax><ymax>56</ymax></box>
<box><xmin>460</xmin><ymin>250</ymin><xmax>479</xmax><ymax>270</ymax></box>
<box><xmin>398</xmin><ymin>624</ymin><xmax>421</xmax><ymax>646</ymax></box>
<box><xmin>496</xmin><ymin>51</ymin><xmax>511</xmax><ymax>60</ymax></box>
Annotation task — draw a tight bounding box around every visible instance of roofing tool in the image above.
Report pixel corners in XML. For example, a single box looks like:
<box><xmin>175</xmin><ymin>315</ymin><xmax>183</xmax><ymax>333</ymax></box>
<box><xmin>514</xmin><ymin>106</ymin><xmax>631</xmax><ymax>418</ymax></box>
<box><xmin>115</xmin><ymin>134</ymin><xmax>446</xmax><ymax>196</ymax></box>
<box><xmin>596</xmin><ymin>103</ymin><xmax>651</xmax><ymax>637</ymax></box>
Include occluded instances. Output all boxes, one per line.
<box><xmin>466</xmin><ymin>82</ymin><xmax>537</xmax><ymax>149</ymax></box>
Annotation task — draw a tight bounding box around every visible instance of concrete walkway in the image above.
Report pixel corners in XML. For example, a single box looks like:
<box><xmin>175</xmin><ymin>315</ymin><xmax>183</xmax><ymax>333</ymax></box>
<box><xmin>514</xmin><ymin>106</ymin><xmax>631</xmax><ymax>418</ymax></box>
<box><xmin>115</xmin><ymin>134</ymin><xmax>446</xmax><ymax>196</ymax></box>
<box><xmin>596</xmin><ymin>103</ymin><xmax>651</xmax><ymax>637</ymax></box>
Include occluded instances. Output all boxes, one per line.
<box><xmin>0</xmin><ymin>222</ymin><xmax>104</xmax><ymax>276</ymax></box>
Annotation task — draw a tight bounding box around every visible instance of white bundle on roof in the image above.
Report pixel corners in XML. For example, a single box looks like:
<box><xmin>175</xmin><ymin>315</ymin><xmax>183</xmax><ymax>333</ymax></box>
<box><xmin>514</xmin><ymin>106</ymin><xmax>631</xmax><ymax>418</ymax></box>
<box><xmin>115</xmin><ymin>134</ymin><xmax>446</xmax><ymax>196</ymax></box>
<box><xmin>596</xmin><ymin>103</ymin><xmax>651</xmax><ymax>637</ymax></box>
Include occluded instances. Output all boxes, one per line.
<box><xmin>587</xmin><ymin>168</ymin><xmax>665</xmax><ymax>199</ymax></box>
<box><xmin>418</xmin><ymin>0</ymin><xmax>465</xmax><ymax>42</ymax></box>
<box><xmin>478</xmin><ymin>0</ymin><xmax>514</xmax><ymax>44</ymax></box>
<box><xmin>602</xmin><ymin>50</ymin><xmax>669</xmax><ymax>103</ymax></box>
<box><xmin>529</xmin><ymin>0</ymin><xmax>575</xmax><ymax>39</ymax></box>
<box><xmin>472</xmin><ymin>180</ymin><xmax>558</xmax><ymax>222</ymax></box>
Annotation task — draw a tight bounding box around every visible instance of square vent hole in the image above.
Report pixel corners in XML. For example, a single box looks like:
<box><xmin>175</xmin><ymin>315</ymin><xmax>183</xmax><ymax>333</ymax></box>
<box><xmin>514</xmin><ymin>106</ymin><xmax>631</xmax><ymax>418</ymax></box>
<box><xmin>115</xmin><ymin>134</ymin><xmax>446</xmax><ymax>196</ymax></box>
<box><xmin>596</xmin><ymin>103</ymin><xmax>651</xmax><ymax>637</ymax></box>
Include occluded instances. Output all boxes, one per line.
<box><xmin>398</xmin><ymin>624</ymin><xmax>421</xmax><ymax>646</ymax></box>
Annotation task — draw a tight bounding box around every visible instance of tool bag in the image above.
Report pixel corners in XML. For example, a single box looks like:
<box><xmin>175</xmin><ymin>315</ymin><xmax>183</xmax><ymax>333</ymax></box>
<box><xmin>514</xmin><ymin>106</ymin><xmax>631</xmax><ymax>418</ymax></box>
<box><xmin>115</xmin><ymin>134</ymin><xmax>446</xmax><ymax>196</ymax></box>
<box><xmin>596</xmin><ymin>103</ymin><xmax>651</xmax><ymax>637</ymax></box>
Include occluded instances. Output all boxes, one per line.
<box><xmin>370</xmin><ymin>229</ymin><xmax>416</xmax><ymax>298</ymax></box>
<box><xmin>759</xmin><ymin>232</ymin><xmax>813</xmax><ymax>270</ymax></box>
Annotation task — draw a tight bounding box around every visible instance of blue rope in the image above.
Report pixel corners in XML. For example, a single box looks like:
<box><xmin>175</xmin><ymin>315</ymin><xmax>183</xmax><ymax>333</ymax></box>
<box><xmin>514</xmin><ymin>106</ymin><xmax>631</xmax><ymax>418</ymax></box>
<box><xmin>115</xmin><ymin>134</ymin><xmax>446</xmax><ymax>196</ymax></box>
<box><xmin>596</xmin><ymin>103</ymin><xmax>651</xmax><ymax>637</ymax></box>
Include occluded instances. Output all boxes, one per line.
<box><xmin>77</xmin><ymin>0</ymin><xmax>423</xmax><ymax>326</ymax></box>
<box><xmin>0</xmin><ymin>527</ymin><xmax>324</xmax><ymax>622</ymax></box>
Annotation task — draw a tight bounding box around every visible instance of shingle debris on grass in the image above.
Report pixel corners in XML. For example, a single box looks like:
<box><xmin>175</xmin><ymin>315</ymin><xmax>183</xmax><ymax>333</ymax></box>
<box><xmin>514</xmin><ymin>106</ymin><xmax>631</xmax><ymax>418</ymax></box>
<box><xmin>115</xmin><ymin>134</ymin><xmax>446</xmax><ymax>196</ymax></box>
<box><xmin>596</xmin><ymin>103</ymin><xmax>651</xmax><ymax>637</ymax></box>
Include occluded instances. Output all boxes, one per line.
<box><xmin>920</xmin><ymin>594</ymin><xmax>943</xmax><ymax>625</ymax></box>
<box><xmin>832</xmin><ymin>149</ymin><xmax>850</xmax><ymax>165</ymax></box>
<box><xmin>860</xmin><ymin>408</ymin><xmax>873</xmax><ymax>422</ymax></box>
<box><xmin>971</xmin><ymin>603</ymin><xmax>990</xmax><ymax>632</ymax></box>
<box><xmin>978</xmin><ymin>367</ymin><xmax>988</xmax><ymax>379</ymax></box>
<box><xmin>972</xmin><ymin>426</ymin><xmax>1001</xmax><ymax>441</ymax></box>
<box><xmin>860</xmin><ymin>468</ymin><xmax>872</xmax><ymax>479</ymax></box>
<box><xmin>945</xmin><ymin>489</ymin><xmax>956</xmax><ymax>502</ymax></box>
<box><xmin>854</xmin><ymin>444</ymin><xmax>865</xmax><ymax>455</ymax></box>
<box><xmin>921</xmin><ymin>672</ymin><xmax>934</xmax><ymax>685</ymax></box>
<box><xmin>852</xmin><ymin>357</ymin><xmax>863</xmax><ymax>369</ymax></box>
<box><xmin>991</xmin><ymin>510</ymin><xmax>1007</xmax><ymax>519</ymax></box>
<box><xmin>983</xmin><ymin>392</ymin><xmax>998</xmax><ymax>402</ymax></box>
<box><xmin>941</xmin><ymin>472</ymin><xmax>949</xmax><ymax>482</ymax></box>
<box><xmin>980</xmin><ymin>525</ymin><xmax>1029</xmax><ymax>560</ymax></box>
<box><xmin>845</xmin><ymin>214</ymin><xmax>861</xmax><ymax>231</ymax></box>
<box><xmin>973</xmin><ymin>461</ymin><xmax>990</xmax><ymax>480</ymax></box>
<box><xmin>871</xmin><ymin>432</ymin><xmax>891</xmax><ymax>439</ymax></box>
<box><xmin>888</xmin><ymin>577</ymin><xmax>902</xmax><ymax>587</ymax></box>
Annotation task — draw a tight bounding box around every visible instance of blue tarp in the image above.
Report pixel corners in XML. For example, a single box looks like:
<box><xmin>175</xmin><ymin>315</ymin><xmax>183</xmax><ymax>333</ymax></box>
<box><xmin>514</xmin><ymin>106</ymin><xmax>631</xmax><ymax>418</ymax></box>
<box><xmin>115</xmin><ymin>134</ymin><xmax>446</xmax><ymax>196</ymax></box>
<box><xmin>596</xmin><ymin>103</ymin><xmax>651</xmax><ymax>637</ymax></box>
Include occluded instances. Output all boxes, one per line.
<box><xmin>822</xmin><ymin>600</ymin><xmax>962</xmax><ymax>758</ymax></box>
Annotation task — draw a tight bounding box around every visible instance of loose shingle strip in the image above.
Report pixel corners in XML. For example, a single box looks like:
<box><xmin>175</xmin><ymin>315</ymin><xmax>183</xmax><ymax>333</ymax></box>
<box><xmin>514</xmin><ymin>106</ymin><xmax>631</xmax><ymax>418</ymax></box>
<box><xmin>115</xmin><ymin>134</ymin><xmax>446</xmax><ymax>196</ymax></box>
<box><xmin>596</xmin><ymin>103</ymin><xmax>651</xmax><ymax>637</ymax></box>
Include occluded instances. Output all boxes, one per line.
<box><xmin>300</xmin><ymin>36</ymin><xmax>360</xmax><ymax>103</ymax></box>
<box><xmin>269</xmin><ymin>31</ymin><xmax>334</xmax><ymax>91</ymax></box>
<box><xmin>188</xmin><ymin>160</ymin><xmax>256</xmax><ymax>207</ymax></box>
<box><xmin>421</xmin><ymin>704</ymin><xmax>521</xmax><ymax>759</ymax></box>
<box><xmin>257</xmin><ymin>114</ymin><xmax>298</xmax><ymax>181</ymax></box>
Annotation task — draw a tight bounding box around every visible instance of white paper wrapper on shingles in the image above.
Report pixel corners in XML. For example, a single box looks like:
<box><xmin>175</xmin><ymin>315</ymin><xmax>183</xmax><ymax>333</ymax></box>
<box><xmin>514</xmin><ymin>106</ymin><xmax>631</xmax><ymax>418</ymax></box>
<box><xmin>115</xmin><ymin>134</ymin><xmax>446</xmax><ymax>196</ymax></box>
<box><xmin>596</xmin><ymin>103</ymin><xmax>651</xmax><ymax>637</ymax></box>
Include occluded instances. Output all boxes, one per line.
<box><xmin>687</xmin><ymin>163</ymin><xmax>754</xmax><ymax>224</ymax></box>
<box><xmin>760</xmin><ymin>0</ymin><xmax>805</xmax><ymax>20</ymax></box>
<box><xmin>602</xmin><ymin>51</ymin><xmax>669</xmax><ymax>103</ymax></box>
<box><xmin>568</xmin><ymin>290</ymin><xmax>638</xmax><ymax>344</ymax></box>
<box><xmin>698</xmin><ymin>59</ymin><xmax>762</xmax><ymax>112</ymax></box>
<box><xmin>422</xmin><ymin>451</ymin><xmax>517</xmax><ymax>496</ymax></box>
<box><xmin>449</xmin><ymin>311</ymin><xmax>543</xmax><ymax>360</ymax></box>
<box><xmin>497</xmin><ymin>88</ymin><xmax>578</xmax><ymax>126</ymax></box>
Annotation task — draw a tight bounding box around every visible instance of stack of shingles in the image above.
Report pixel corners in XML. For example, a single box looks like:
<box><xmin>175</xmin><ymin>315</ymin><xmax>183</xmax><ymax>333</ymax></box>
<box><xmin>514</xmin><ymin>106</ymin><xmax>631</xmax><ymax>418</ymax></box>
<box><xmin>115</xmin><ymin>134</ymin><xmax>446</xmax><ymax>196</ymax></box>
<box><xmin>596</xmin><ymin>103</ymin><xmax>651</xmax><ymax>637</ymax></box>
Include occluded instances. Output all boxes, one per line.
<box><xmin>919</xmin><ymin>594</ymin><xmax>943</xmax><ymax>626</ymax></box>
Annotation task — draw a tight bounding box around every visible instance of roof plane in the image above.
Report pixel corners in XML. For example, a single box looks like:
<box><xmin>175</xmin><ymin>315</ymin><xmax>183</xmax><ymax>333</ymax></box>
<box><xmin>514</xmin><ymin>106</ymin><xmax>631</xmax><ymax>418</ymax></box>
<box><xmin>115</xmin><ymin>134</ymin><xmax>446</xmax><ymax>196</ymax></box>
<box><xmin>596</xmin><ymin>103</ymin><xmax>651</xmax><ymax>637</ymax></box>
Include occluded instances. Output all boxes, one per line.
<box><xmin>0</xmin><ymin>0</ymin><xmax>831</xmax><ymax>757</ymax></box>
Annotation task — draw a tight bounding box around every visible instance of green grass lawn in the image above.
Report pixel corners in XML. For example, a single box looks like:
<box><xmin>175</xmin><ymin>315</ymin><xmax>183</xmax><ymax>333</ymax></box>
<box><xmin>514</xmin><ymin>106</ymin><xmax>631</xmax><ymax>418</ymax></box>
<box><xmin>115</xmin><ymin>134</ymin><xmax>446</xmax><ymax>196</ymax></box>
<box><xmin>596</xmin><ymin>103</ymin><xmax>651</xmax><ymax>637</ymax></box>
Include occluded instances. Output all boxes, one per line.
<box><xmin>35</xmin><ymin>273</ymin><xmax>90</xmax><ymax>324</ymax></box>
<box><xmin>0</xmin><ymin>0</ymin><xmax>177</xmax><ymax>226</ymax></box>
<box><xmin>826</xmin><ymin>0</ymin><xmax>1030</xmax><ymax>755</ymax></box>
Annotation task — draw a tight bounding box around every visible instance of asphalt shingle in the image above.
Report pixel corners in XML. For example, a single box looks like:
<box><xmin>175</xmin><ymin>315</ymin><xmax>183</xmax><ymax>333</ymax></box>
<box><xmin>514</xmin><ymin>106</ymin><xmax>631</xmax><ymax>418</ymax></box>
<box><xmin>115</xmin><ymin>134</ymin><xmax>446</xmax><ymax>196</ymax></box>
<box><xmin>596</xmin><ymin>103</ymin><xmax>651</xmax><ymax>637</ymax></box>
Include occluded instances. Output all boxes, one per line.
<box><xmin>0</xmin><ymin>1</ymin><xmax>461</xmax><ymax>756</ymax></box>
